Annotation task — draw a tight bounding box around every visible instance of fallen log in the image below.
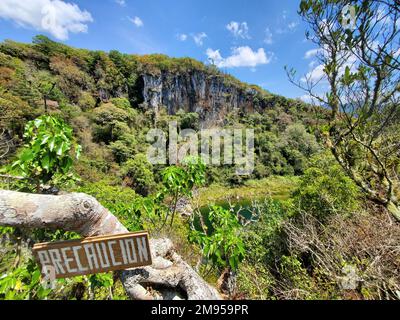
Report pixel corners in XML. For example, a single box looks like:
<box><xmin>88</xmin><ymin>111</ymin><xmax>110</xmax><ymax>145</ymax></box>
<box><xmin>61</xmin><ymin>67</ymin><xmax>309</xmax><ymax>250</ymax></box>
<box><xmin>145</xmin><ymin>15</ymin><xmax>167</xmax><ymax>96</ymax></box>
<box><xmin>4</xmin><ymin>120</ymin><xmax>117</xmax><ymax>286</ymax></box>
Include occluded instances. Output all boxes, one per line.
<box><xmin>0</xmin><ymin>189</ymin><xmax>221</xmax><ymax>300</ymax></box>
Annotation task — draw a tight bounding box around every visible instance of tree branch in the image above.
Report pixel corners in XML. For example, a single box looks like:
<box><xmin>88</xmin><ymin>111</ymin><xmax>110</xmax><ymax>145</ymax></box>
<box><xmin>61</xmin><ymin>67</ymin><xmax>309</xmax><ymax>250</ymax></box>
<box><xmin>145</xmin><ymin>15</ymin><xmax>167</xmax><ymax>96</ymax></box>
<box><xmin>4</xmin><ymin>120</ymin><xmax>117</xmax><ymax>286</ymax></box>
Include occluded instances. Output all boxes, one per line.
<box><xmin>0</xmin><ymin>190</ymin><xmax>221</xmax><ymax>300</ymax></box>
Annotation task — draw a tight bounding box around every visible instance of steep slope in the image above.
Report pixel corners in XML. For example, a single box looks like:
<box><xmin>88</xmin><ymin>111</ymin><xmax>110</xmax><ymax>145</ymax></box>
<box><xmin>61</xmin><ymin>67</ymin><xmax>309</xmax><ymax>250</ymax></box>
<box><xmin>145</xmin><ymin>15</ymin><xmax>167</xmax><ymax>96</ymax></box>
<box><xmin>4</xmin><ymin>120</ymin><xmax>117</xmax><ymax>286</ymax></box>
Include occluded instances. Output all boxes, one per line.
<box><xmin>0</xmin><ymin>36</ymin><xmax>303</xmax><ymax>127</ymax></box>
<box><xmin>0</xmin><ymin>36</ymin><xmax>325</xmax><ymax>183</ymax></box>
<box><xmin>141</xmin><ymin>71</ymin><xmax>267</xmax><ymax>124</ymax></box>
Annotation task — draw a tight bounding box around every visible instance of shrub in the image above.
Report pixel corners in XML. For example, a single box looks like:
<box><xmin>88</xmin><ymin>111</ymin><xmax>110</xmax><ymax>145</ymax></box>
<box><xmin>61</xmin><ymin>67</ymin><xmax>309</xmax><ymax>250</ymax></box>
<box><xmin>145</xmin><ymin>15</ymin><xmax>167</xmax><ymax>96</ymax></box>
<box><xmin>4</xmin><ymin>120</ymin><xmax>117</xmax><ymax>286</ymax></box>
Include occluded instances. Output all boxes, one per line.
<box><xmin>189</xmin><ymin>205</ymin><xmax>245</xmax><ymax>271</ymax></box>
<box><xmin>92</xmin><ymin>103</ymin><xmax>137</xmax><ymax>143</ymax></box>
<box><xmin>121</xmin><ymin>154</ymin><xmax>155</xmax><ymax>196</ymax></box>
<box><xmin>293</xmin><ymin>153</ymin><xmax>360</xmax><ymax>218</ymax></box>
<box><xmin>131</xmin><ymin>156</ymin><xmax>207</xmax><ymax>230</ymax></box>
<box><xmin>241</xmin><ymin>199</ymin><xmax>289</xmax><ymax>266</ymax></box>
<box><xmin>160</xmin><ymin>156</ymin><xmax>206</xmax><ymax>226</ymax></box>
<box><xmin>281</xmin><ymin>209</ymin><xmax>400</xmax><ymax>300</ymax></box>
<box><xmin>78</xmin><ymin>91</ymin><xmax>96</xmax><ymax>110</ymax></box>
<box><xmin>110</xmin><ymin>97</ymin><xmax>131</xmax><ymax>110</ymax></box>
<box><xmin>109</xmin><ymin>138</ymin><xmax>136</xmax><ymax>164</ymax></box>
<box><xmin>177</xmin><ymin>111</ymin><xmax>200</xmax><ymax>130</ymax></box>
<box><xmin>282</xmin><ymin>123</ymin><xmax>320</xmax><ymax>157</ymax></box>
<box><xmin>279</xmin><ymin>123</ymin><xmax>321</xmax><ymax>175</ymax></box>
<box><xmin>277</xmin><ymin>255</ymin><xmax>316</xmax><ymax>299</ymax></box>
<box><xmin>0</xmin><ymin>90</ymin><xmax>36</xmax><ymax>137</ymax></box>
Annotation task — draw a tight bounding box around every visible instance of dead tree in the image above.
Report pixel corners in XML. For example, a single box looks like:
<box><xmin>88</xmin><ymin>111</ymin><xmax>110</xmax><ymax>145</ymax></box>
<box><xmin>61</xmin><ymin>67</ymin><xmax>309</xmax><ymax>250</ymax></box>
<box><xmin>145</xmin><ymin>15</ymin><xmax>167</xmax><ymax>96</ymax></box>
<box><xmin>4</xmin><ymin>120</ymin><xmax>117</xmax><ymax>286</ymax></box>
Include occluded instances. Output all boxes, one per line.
<box><xmin>0</xmin><ymin>189</ymin><xmax>221</xmax><ymax>300</ymax></box>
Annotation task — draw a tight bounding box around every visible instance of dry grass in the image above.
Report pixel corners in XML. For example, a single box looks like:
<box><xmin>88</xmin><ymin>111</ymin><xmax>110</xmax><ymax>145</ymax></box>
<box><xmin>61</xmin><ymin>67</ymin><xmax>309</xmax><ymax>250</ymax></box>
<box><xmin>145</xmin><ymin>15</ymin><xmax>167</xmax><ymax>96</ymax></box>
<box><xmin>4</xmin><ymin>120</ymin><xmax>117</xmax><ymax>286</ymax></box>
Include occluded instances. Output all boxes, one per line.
<box><xmin>281</xmin><ymin>205</ymin><xmax>400</xmax><ymax>300</ymax></box>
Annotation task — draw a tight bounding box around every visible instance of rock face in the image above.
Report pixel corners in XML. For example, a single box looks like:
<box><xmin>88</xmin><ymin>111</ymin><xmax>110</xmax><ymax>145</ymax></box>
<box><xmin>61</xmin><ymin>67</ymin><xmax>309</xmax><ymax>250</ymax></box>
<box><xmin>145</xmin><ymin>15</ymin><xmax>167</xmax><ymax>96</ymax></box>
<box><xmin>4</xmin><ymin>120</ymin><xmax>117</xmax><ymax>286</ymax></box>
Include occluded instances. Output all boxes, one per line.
<box><xmin>140</xmin><ymin>70</ymin><xmax>268</xmax><ymax>125</ymax></box>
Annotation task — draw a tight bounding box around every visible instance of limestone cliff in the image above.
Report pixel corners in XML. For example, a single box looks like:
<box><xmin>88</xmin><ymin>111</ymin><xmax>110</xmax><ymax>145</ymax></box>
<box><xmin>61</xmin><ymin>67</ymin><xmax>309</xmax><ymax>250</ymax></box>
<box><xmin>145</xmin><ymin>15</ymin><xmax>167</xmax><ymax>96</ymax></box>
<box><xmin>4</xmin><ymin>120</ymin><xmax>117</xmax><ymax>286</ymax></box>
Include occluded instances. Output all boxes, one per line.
<box><xmin>139</xmin><ymin>70</ymin><xmax>272</xmax><ymax>125</ymax></box>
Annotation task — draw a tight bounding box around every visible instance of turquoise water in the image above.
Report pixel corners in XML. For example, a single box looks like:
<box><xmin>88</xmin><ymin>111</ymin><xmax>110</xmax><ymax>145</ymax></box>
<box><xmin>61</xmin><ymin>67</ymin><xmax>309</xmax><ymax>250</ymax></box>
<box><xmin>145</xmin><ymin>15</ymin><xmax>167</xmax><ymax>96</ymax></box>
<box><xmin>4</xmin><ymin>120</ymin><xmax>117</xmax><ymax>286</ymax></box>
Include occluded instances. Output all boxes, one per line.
<box><xmin>199</xmin><ymin>198</ymin><xmax>258</xmax><ymax>220</ymax></box>
<box><xmin>194</xmin><ymin>198</ymin><xmax>265</xmax><ymax>233</ymax></box>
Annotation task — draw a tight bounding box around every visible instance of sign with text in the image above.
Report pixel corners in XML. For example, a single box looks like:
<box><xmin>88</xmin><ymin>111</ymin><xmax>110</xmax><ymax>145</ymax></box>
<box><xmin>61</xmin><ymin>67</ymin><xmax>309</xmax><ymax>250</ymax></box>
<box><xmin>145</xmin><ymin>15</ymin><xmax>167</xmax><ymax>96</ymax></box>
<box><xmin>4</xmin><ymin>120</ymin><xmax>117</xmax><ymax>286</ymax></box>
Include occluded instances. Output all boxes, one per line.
<box><xmin>33</xmin><ymin>232</ymin><xmax>152</xmax><ymax>279</ymax></box>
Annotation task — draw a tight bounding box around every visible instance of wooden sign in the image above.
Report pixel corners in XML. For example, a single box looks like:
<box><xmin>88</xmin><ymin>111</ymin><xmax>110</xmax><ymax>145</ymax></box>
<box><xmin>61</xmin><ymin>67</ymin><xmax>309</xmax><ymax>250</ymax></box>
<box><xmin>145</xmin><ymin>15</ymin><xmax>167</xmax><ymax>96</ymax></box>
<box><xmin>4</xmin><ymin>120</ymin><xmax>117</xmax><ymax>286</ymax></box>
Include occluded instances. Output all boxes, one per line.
<box><xmin>32</xmin><ymin>232</ymin><xmax>152</xmax><ymax>279</ymax></box>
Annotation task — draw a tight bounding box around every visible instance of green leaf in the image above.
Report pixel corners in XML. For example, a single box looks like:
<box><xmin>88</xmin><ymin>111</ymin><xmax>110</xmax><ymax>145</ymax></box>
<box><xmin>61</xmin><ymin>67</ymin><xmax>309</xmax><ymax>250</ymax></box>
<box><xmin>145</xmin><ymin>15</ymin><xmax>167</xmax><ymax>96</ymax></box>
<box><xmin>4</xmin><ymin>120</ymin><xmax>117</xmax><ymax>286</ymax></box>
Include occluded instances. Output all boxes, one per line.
<box><xmin>61</xmin><ymin>157</ymin><xmax>73</xmax><ymax>173</ymax></box>
<box><xmin>34</xmin><ymin>119</ymin><xmax>43</xmax><ymax>128</ymax></box>
<box><xmin>40</xmin><ymin>135</ymin><xmax>50</xmax><ymax>145</ymax></box>
<box><xmin>49</xmin><ymin>137</ymin><xmax>56</xmax><ymax>152</ymax></box>
<box><xmin>56</xmin><ymin>142</ymin><xmax>65</xmax><ymax>156</ymax></box>
<box><xmin>229</xmin><ymin>256</ymin><xmax>237</xmax><ymax>270</ymax></box>
<box><xmin>41</xmin><ymin>154</ymin><xmax>50</xmax><ymax>171</ymax></box>
<box><xmin>20</xmin><ymin>150</ymin><xmax>34</xmax><ymax>162</ymax></box>
<box><xmin>30</xmin><ymin>270</ymin><xmax>41</xmax><ymax>287</ymax></box>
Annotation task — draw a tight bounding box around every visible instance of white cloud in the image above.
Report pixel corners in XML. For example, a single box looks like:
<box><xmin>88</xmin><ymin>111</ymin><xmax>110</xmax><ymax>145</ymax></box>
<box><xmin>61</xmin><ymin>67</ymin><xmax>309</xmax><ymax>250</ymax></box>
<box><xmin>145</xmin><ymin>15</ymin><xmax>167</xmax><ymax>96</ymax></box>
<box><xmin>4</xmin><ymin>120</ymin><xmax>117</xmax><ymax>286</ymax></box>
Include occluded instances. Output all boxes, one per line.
<box><xmin>301</xmin><ymin>63</ymin><xmax>326</xmax><ymax>82</ymax></box>
<box><xmin>226</xmin><ymin>21</ymin><xmax>250</xmax><ymax>39</ymax></box>
<box><xmin>206</xmin><ymin>48</ymin><xmax>223</xmax><ymax>64</ymax></box>
<box><xmin>276</xmin><ymin>22</ymin><xmax>299</xmax><ymax>34</ymax></box>
<box><xmin>264</xmin><ymin>27</ymin><xmax>273</xmax><ymax>44</ymax></box>
<box><xmin>308</xmin><ymin>60</ymin><xmax>319</xmax><ymax>68</ymax></box>
<box><xmin>177</xmin><ymin>33</ymin><xmax>188</xmax><ymax>41</ymax></box>
<box><xmin>302</xmin><ymin>45</ymin><xmax>329</xmax><ymax>82</ymax></box>
<box><xmin>0</xmin><ymin>0</ymin><xmax>93</xmax><ymax>40</ymax></box>
<box><xmin>275</xmin><ymin>10</ymin><xmax>299</xmax><ymax>34</ymax></box>
<box><xmin>304</xmin><ymin>48</ymin><xmax>321</xmax><ymax>59</ymax></box>
<box><xmin>299</xmin><ymin>94</ymin><xmax>313</xmax><ymax>103</ymax></box>
<box><xmin>115</xmin><ymin>0</ymin><xmax>126</xmax><ymax>6</ymax></box>
<box><xmin>302</xmin><ymin>53</ymin><xmax>358</xmax><ymax>83</ymax></box>
<box><xmin>192</xmin><ymin>32</ymin><xmax>207</xmax><ymax>46</ymax></box>
<box><xmin>206</xmin><ymin>46</ymin><xmax>273</xmax><ymax>68</ymax></box>
<box><xmin>288</xmin><ymin>21</ymin><xmax>299</xmax><ymax>31</ymax></box>
<box><xmin>129</xmin><ymin>16</ymin><xmax>143</xmax><ymax>27</ymax></box>
<box><xmin>299</xmin><ymin>94</ymin><xmax>322</xmax><ymax>104</ymax></box>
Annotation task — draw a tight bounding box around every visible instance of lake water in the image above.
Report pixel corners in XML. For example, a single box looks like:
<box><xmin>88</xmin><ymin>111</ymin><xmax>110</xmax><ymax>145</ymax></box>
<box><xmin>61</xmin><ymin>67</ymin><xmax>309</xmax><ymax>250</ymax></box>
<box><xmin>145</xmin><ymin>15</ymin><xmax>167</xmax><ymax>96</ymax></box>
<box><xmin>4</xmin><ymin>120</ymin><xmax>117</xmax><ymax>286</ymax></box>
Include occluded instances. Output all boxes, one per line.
<box><xmin>194</xmin><ymin>197</ymin><xmax>271</xmax><ymax>233</ymax></box>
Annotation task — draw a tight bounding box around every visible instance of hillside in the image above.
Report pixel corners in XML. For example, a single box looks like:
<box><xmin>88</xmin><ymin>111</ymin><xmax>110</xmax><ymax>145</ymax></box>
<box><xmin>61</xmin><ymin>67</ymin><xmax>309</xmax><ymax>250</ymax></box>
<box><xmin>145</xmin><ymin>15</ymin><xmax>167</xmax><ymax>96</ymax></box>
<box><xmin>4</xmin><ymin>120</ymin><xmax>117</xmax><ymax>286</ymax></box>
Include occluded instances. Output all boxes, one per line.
<box><xmin>0</xmin><ymin>35</ymin><xmax>324</xmax><ymax>181</ymax></box>
<box><xmin>1</xmin><ymin>33</ymin><xmax>398</xmax><ymax>302</ymax></box>
<box><xmin>0</xmin><ymin>35</ymin><xmax>302</xmax><ymax>124</ymax></box>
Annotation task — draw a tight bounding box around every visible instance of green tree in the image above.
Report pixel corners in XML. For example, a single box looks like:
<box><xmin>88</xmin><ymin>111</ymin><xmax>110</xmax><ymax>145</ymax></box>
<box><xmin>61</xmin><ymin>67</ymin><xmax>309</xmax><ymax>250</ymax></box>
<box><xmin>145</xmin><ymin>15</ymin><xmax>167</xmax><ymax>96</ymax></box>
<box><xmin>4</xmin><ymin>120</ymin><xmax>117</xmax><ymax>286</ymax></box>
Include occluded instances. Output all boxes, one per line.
<box><xmin>280</xmin><ymin>123</ymin><xmax>321</xmax><ymax>175</ymax></box>
<box><xmin>6</xmin><ymin>115</ymin><xmax>81</xmax><ymax>192</ymax></box>
<box><xmin>189</xmin><ymin>205</ymin><xmax>245</xmax><ymax>271</ymax></box>
<box><xmin>121</xmin><ymin>153</ymin><xmax>155</xmax><ymax>196</ymax></box>
<box><xmin>161</xmin><ymin>157</ymin><xmax>206</xmax><ymax>226</ymax></box>
<box><xmin>78</xmin><ymin>91</ymin><xmax>96</xmax><ymax>111</ymax></box>
<box><xmin>132</xmin><ymin>156</ymin><xmax>206</xmax><ymax>229</ymax></box>
<box><xmin>293</xmin><ymin>153</ymin><xmax>360</xmax><ymax>219</ymax></box>
<box><xmin>177</xmin><ymin>111</ymin><xmax>200</xmax><ymax>130</ymax></box>
<box><xmin>92</xmin><ymin>102</ymin><xmax>137</xmax><ymax>143</ymax></box>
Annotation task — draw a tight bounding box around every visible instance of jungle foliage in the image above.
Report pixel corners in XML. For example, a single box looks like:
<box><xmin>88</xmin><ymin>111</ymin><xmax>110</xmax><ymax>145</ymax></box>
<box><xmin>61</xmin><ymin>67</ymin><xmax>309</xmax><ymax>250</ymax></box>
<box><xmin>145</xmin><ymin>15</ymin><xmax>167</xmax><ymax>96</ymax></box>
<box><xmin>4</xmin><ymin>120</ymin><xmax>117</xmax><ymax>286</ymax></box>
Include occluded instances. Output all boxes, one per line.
<box><xmin>0</xmin><ymin>21</ymin><xmax>398</xmax><ymax>301</ymax></box>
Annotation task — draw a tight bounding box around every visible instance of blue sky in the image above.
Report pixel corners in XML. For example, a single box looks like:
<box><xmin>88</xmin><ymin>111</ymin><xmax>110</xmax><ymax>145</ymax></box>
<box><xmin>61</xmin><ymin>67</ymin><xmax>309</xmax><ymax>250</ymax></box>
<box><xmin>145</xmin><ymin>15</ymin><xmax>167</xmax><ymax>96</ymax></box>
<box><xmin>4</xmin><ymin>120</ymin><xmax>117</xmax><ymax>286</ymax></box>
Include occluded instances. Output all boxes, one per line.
<box><xmin>0</xmin><ymin>0</ymin><xmax>320</xmax><ymax>100</ymax></box>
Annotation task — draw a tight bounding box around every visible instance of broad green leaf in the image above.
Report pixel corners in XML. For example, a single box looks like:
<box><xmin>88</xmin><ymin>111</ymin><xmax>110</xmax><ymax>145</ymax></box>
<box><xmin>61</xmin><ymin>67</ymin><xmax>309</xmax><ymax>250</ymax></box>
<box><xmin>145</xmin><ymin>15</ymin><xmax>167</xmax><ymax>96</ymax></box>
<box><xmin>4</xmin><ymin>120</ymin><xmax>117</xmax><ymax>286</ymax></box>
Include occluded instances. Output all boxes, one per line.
<box><xmin>41</xmin><ymin>154</ymin><xmax>50</xmax><ymax>171</ymax></box>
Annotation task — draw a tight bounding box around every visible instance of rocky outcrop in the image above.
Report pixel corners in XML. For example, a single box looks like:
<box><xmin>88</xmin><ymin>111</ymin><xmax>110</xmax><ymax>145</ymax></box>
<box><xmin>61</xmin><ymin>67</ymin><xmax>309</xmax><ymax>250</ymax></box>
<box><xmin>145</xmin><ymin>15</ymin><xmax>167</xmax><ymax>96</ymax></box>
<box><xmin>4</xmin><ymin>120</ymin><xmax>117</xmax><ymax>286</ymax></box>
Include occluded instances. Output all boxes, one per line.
<box><xmin>140</xmin><ymin>70</ymin><xmax>268</xmax><ymax>126</ymax></box>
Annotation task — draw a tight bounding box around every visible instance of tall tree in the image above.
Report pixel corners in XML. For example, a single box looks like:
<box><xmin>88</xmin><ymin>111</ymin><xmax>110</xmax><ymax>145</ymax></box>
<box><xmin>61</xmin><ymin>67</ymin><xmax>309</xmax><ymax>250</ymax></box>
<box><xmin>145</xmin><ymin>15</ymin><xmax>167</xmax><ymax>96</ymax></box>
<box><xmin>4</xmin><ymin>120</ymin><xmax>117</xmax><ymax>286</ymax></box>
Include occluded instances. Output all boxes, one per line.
<box><xmin>289</xmin><ymin>0</ymin><xmax>400</xmax><ymax>220</ymax></box>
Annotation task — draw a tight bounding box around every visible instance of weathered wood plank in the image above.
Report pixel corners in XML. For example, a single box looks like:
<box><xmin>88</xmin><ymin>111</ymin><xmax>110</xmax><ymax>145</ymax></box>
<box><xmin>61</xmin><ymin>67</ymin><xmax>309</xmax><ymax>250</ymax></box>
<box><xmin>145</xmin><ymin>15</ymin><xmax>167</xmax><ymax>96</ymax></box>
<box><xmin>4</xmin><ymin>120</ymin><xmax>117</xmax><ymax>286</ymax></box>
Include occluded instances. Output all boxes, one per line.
<box><xmin>33</xmin><ymin>232</ymin><xmax>152</xmax><ymax>278</ymax></box>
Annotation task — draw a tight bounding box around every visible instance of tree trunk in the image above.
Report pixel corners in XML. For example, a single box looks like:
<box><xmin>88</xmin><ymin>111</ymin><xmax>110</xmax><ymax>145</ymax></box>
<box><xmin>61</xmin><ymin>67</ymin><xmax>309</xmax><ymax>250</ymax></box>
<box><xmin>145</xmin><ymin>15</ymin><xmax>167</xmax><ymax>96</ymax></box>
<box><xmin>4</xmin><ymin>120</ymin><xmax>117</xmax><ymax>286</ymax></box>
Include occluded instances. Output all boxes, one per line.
<box><xmin>0</xmin><ymin>190</ymin><xmax>221</xmax><ymax>300</ymax></box>
<box><xmin>217</xmin><ymin>268</ymin><xmax>237</xmax><ymax>299</ymax></box>
<box><xmin>387</xmin><ymin>200</ymin><xmax>400</xmax><ymax>222</ymax></box>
